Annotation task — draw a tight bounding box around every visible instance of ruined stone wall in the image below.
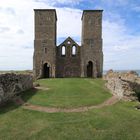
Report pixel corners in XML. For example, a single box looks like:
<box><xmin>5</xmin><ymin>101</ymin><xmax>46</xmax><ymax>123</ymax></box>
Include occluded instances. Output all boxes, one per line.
<box><xmin>33</xmin><ymin>9</ymin><xmax>103</xmax><ymax>79</ymax></box>
<box><xmin>104</xmin><ymin>70</ymin><xmax>140</xmax><ymax>101</ymax></box>
<box><xmin>56</xmin><ymin>37</ymin><xmax>81</xmax><ymax>77</ymax></box>
<box><xmin>0</xmin><ymin>73</ymin><xmax>33</xmax><ymax>105</ymax></box>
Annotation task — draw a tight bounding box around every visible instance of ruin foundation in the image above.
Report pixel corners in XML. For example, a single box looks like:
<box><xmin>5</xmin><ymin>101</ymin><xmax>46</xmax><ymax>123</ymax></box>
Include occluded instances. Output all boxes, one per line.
<box><xmin>104</xmin><ymin>70</ymin><xmax>140</xmax><ymax>101</ymax></box>
<box><xmin>0</xmin><ymin>73</ymin><xmax>33</xmax><ymax>105</ymax></box>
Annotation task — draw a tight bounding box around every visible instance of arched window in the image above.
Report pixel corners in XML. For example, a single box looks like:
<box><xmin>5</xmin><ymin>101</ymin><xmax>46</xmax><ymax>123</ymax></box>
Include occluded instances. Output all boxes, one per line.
<box><xmin>72</xmin><ymin>45</ymin><xmax>76</xmax><ymax>55</ymax></box>
<box><xmin>62</xmin><ymin>46</ymin><xmax>66</xmax><ymax>56</ymax></box>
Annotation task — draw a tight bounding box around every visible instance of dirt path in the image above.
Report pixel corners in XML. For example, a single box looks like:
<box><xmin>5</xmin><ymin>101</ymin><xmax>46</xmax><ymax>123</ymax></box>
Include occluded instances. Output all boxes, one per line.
<box><xmin>34</xmin><ymin>86</ymin><xmax>50</xmax><ymax>91</ymax></box>
<box><xmin>16</xmin><ymin>95</ymin><xmax>119</xmax><ymax>113</ymax></box>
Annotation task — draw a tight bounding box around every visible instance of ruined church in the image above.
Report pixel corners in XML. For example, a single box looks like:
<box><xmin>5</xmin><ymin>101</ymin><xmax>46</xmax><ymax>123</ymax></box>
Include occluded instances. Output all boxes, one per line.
<box><xmin>33</xmin><ymin>9</ymin><xmax>103</xmax><ymax>79</ymax></box>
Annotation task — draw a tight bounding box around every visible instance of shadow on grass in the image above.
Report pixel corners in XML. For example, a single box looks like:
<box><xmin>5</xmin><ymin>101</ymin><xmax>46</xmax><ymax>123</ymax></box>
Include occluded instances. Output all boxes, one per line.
<box><xmin>0</xmin><ymin>101</ymin><xmax>19</xmax><ymax>114</ymax></box>
<box><xmin>21</xmin><ymin>88</ymin><xmax>37</xmax><ymax>103</ymax></box>
<box><xmin>0</xmin><ymin>88</ymin><xmax>37</xmax><ymax>114</ymax></box>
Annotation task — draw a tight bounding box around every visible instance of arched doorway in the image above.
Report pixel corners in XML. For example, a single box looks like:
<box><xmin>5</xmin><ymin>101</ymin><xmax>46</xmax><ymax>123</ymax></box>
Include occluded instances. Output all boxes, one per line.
<box><xmin>87</xmin><ymin>61</ymin><xmax>93</xmax><ymax>77</ymax></box>
<box><xmin>43</xmin><ymin>63</ymin><xmax>50</xmax><ymax>78</ymax></box>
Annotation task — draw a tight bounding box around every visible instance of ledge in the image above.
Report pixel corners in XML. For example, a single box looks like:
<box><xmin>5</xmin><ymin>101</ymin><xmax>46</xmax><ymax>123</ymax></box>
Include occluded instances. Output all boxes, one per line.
<box><xmin>81</xmin><ymin>10</ymin><xmax>103</xmax><ymax>20</ymax></box>
<box><xmin>34</xmin><ymin>9</ymin><xmax>57</xmax><ymax>20</ymax></box>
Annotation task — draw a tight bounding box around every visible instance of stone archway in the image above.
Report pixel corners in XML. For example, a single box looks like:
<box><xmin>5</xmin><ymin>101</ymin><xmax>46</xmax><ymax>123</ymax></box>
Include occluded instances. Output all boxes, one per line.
<box><xmin>43</xmin><ymin>63</ymin><xmax>50</xmax><ymax>78</ymax></box>
<box><xmin>87</xmin><ymin>61</ymin><xmax>93</xmax><ymax>77</ymax></box>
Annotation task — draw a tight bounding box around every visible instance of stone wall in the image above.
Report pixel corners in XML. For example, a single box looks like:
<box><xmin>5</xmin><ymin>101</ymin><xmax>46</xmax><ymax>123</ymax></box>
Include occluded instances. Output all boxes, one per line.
<box><xmin>0</xmin><ymin>73</ymin><xmax>33</xmax><ymax>105</ymax></box>
<box><xmin>104</xmin><ymin>70</ymin><xmax>140</xmax><ymax>101</ymax></box>
<box><xmin>33</xmin><ymin>9</ymin><xmax>103</xmax><ymax>79</ymax></box>
<box><xmin>56</xmin><ymin>37</ymin><xmax>81</xmax><ymax>78</ymax></box>
<box><xmin>34</xmin><ymin>9</ymin><xmax>57</xmax><ymax>78</ymax></box>
<box><xmin>81</xmin><ymin>10</ymin><xmax>103</xmax><ymax>78</ymax></box>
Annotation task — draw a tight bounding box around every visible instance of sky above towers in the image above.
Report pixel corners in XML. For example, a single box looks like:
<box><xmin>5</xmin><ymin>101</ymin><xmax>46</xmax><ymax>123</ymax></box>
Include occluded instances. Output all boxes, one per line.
<box><xmin>0</xmin><ymin>0</ymin><xmax>140</xmax><ymax>70</ymax></box>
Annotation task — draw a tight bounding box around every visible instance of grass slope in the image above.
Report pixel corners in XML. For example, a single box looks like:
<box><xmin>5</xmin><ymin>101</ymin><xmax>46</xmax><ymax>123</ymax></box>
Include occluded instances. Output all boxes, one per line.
<box><xmin>22</xmin><ymin>78</ymin><xmax>111</xmax><ymax>108</ymax></box>
<box><xmin>0</xmin><ymin>101</ymin><xmax>140</xmax><ymax>140</ymax></box>
<box><xmin>0</xmin><ymin>78</ymin><xmax>140</xmax><ymax>140</ymax></box>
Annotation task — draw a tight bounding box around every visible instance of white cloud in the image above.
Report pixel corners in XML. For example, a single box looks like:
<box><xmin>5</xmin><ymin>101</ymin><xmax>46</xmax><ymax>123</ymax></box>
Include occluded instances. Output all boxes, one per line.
<box><xmin>56</xmin><ymin>8</ymin><xmax>82</xmax><ymax>39</ymax></box>
<box><xmin>35</xmin><ymin>0</ymin><xmax>83</xmax><ymax>6</ymax></box>
<box><xmin>0</xmin><ymin>0</ymin><xmax>139</xmax><ymax>71</ymax></box>
<box><xmin>132</xmin><ymin>6</ymin><xmax>140</xmax><ymax>12</ymax></box>
<box><xmin>100</xmin><ymin>0</ymin><xmax>130</xmax><ymax>6</ymax></box>
<box><xmin>0</xmin><ymin>0</ymin><xmax>82</xmax><ymax>70</ymax></box>
<box><xmin>103</xmin><ymin>18</ymin><xmax>140</xmax><ymax>70</ymax></box>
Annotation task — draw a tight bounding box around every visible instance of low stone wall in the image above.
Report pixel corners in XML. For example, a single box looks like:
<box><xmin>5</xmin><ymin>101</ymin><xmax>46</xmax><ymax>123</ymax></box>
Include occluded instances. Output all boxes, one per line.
<box><xmin>0</xmin><ymin>73</ymin><xmax>33</xmax><ymax>105</ymax></box>
<box><xmin>104</xmin><ymin>70</ymin><xmax>140</xmax><ymax>101</ymax></box>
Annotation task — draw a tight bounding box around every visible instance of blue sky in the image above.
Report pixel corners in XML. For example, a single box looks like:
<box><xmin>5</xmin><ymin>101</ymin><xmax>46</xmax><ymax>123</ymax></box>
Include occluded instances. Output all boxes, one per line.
<box><xmin>0</xmin><ymin>0</ymin><xmax>140</xmax><ymax>70</ymax></box>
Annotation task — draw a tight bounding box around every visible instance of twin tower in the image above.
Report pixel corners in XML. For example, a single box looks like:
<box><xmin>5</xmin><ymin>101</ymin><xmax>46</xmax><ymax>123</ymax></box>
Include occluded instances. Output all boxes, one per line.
<box><xmin>33</xmin><ymin>9</ymin><xmax>103</xmax><ymax>79</ymax></box>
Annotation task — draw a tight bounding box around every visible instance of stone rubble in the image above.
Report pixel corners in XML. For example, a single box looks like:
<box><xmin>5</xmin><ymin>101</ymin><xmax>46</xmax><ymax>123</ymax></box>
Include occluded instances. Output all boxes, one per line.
<box><xmin>104</xmin><ymin>70</ymin><xmax>140</xmax><ymax>101</ymax></box>
<box><xmin>0</xmin><ymin>73</ymin><xmax>33</xmax><ymax>105</ymax></box>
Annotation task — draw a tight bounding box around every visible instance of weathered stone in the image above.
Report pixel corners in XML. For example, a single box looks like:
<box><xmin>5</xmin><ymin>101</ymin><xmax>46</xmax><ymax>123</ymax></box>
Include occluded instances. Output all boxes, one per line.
<box><xmin>0</xmin><ymin>73</ymin><xmax>33</xmax><ymax>105</ymax></box>
<box><xmin>33</xmin><ymin>83</ymin><xmax>40</xmax><ymax>87</ymax></box>
<box><xmin>104</xmin><ymin>70</ymin><xmax>140</xmax><ymax>101</ymax></box>
<box><xmin>33</xmin><ymin>9</ymin><xmax>103</xmax><ymax>79</ymax></box>
<box><xmin>135</xmin><ymin>105</ymin><xmax>140</xmax><ymax>109</ymax></box>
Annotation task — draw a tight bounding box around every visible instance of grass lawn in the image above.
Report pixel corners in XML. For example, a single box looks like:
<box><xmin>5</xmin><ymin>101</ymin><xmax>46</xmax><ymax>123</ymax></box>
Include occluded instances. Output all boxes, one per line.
<box><xmin>0</xmin><ymin>101</ymin><xmax>140</xmax><ymax>140</ymax></box>
<box><xmin>22</xmin><ymin>78</ymin><xmax>111</xmax><ymax>108</ymax></box>
<box><xmin>0</xmin><ymin>78</ymin><xmax>140</xmax><ymax>140</ymax></box>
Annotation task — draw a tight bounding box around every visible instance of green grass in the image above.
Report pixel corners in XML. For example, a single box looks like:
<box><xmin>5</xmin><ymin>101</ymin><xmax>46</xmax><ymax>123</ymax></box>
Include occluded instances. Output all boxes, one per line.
<box><xmin>0</xmin><ymin>78</ymin><xmax>140</xmax><ymax>140</ymax></box>
<box><xmin>22</xmin><ymin>78</ymin><xmax>111</xmax><ymax>108</ymax></box>
<box><xmin>0</xmin><ymin>101</ymin><xmax>140</xmax><ymax>140</ymax></box>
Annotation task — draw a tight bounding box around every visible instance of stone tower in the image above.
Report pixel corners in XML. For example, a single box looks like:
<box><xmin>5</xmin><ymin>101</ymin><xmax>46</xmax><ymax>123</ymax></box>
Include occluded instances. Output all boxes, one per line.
<box><xmin>81</xmin><ymin>10</ymin><xmax>103</xmax><ymax>78</ymax></box>
<box><xmin>33</xmin><ymin>9</ymin><xmax>57</xmax><ymax>79</ymax></box>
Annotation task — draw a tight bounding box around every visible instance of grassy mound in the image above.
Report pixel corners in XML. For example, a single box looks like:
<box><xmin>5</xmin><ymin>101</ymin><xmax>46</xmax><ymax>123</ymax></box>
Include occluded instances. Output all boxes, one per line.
<box><xmin>22</xmin><ymin>78</ymin><xmax>111</xmax><ymax>108</ymax></box>
<box><xmin>0</xmin><ymin>78</ymin><xmax>140</xmax><ymax>139</ymax></box>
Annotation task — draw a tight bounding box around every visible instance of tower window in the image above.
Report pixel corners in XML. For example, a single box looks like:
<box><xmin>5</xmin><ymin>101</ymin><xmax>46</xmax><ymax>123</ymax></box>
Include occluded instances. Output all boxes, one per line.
<box><xmin>72</xmin><ymin>45</ymin><xmax>76</xmax><ymax>56</ymax></box>
<box><xmin>61</xmin><ymin>46</ymin><xmax>66</xmax><ymax>56</ymax></box>
<box><xmin>67</xmin><ymin>41</ymin><xmax>71</xmax><ymax>44</ymax></box>
<box><xmin>44</xmin><ymin>48</ymin><xmax>47</xmax><ymax>53</ymax></box>
<box><xmin>90</xmin><ymin>39</ymin><xmax>94</xmax><ymax>47</ymax></box>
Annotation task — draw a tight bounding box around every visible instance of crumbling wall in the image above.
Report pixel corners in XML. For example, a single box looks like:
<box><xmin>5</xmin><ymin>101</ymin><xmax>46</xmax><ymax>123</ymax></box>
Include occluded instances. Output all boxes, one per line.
<box><xmin>104</xmin><ymin>70</ymin><xmax>140</xmax><ymax>101</ymax></box>
<box><xmin>0</xmin><ymin>73</ymin><xmax>33</xmax><ymax>105</ymax></box>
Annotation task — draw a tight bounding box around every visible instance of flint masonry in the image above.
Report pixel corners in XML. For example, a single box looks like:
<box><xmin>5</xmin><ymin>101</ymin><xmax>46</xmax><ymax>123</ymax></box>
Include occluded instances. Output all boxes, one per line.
<box><xmin>33</xmin><ymin>9</ymin><xmax>103</xmax><ymax>79</ymax></box>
